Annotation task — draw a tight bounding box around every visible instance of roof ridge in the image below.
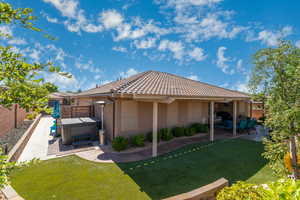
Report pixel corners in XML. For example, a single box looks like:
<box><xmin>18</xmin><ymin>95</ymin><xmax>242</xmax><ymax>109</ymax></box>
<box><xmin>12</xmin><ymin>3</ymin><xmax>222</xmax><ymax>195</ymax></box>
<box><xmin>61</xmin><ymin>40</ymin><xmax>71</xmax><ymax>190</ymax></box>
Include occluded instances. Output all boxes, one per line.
<box><xmin>111</xmin><ymin>71</ymin><xmax>151</xmax><ymax>93</ymax></box>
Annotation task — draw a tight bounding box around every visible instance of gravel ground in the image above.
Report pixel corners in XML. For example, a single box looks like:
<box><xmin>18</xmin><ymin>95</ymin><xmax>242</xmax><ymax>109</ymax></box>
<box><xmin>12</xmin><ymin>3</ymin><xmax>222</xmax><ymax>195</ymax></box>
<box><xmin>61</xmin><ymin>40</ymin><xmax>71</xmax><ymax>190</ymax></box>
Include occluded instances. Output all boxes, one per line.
<box><xmin>0</xmin><ymin>120</ymin><xmax>33</xmax><ymax>154</ymax></box>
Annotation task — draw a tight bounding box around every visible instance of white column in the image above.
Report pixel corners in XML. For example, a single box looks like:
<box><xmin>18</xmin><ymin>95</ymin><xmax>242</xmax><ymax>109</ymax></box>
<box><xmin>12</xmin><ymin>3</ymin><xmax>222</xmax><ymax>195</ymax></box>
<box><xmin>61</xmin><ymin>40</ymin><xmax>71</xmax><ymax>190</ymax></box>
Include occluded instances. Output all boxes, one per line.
<box><xmin>210</xmin><ymin>101</ymin><xmax>214</xmax><ymax>142</ymax></box>
<box><xmin>152</xmin><ymin>102</ymin><xmax>158</xmax><ymax>157</ymax></box>
<box><xmin>233</xmin><ymin>101</ymin><xmax>237</xmax><ymax>136</ymax></box>
<box><xmin>101</xmin><ymin>105</ymin><xmax>104</xmax><ymax>130</ymax></box>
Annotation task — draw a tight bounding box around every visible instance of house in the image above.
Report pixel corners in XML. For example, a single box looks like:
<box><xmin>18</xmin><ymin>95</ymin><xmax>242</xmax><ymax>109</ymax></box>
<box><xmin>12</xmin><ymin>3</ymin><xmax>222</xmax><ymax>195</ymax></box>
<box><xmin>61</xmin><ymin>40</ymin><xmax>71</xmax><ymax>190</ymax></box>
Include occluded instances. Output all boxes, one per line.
<box><xmin>74</xmin><ymin>70</ymin><xmax>251</xmax><ymax>156</ymax></box>
<box><xmin>48</xmin><ymin>92</ymin><xmax>75</xmax><ymax>107</ymax></box>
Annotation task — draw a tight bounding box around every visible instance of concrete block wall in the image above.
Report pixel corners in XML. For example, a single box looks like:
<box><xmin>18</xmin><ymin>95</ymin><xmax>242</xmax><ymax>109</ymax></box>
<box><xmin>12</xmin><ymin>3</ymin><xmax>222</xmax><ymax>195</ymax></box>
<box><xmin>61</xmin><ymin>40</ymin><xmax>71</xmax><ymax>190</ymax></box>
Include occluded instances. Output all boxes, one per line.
<box><xmin>0</xmin><ymin>105</ymin><xmax>27</xmax><ymax>137</ymax></box>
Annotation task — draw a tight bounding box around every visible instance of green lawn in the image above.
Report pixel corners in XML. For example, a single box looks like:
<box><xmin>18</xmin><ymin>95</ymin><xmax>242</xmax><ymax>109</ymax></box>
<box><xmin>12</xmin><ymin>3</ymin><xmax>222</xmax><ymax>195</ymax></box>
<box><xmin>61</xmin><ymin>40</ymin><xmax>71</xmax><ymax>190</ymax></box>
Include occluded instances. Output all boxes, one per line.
<box><xmin>10</xmin><ymin>139</ymin><xmax>276</xmax><ymax>200</ymax></box>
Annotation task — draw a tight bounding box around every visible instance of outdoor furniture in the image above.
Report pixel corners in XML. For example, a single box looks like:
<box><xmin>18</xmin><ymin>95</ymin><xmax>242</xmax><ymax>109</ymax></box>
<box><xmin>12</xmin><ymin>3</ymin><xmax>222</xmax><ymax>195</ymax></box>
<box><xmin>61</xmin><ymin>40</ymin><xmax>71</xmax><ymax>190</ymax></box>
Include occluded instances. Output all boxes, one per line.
<box><xmin>60</xmin><ymin>117</ymin><xmax>100</xmax><ymax>145</ymax></box>
<box><xmin>246</xmin><ymin>119</ymin><xmax>257</xmax><ymax>134</ymax></box>
<box><xmin>50</xmin><ymin>125</ymin><xmax>56</xmax><ymax>134</ymax></box>
<box><xmin>215</xmin><ymin>120</ymin><xmax>233</xmax><ymax>130</ymax></box>
<box><xmin>237</xmin><ymin>120</ymin><xmax>247</xmax><ymax>133</ymax></box>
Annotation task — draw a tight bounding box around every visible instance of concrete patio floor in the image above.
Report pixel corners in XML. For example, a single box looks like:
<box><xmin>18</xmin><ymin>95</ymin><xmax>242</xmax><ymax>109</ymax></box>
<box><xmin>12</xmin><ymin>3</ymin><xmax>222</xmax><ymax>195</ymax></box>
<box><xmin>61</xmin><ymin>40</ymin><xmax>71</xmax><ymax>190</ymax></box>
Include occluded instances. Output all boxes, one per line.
<box><xmin>18</xmin><ymin>115</ymin><xmax>267</xmax><ymax>164</ymax></box>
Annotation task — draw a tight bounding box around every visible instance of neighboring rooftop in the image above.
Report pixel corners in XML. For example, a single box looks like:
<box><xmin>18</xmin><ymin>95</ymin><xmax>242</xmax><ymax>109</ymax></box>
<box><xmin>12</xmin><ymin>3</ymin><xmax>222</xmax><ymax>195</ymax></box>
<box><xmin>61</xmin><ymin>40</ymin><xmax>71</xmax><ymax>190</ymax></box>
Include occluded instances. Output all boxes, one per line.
<box><xmin>49</xmin><ymin>92</ymin><xmax>75</xmax><ymax>99</ymax></box>
<box><xmin>77</xmin><ymin>70</ymin><xmax>250</xmax><ymax>98</ymax></box>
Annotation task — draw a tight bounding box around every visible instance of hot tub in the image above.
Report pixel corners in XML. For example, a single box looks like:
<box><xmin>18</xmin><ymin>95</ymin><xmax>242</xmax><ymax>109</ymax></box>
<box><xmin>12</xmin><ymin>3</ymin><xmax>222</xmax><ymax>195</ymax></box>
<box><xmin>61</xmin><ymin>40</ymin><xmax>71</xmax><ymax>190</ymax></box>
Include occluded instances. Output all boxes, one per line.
<box><xmin>60</xmin><ymin>117</ymin><xmax>100</xmax><ymax>145</ymax></box>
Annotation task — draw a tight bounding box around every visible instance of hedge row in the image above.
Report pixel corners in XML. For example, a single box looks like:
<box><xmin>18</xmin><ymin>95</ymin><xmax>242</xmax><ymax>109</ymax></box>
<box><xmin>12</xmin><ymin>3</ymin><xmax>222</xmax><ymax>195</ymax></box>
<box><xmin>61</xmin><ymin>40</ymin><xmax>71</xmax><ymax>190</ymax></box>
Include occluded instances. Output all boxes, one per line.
<box><xmin>112</xmin><ymin>123</ymin><xmax>208</xmax><ymax>152</ymax></box>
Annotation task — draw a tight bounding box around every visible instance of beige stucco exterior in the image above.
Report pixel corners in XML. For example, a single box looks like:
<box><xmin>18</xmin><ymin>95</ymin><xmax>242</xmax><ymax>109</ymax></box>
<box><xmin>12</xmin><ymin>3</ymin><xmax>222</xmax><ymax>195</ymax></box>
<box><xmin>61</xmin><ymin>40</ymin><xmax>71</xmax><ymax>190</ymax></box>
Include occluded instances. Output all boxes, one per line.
<box><xmin>73</xmin><ymin>96</ymin><xmax>250</xmax><ymax>140</ymax></box>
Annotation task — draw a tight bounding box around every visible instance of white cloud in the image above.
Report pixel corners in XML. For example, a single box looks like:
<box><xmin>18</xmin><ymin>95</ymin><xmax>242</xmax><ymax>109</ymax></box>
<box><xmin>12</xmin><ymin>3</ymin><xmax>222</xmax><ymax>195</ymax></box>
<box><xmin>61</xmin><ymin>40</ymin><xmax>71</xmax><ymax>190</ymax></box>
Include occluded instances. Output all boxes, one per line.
<box><xmin>0</xmin><ymin>25</ymin><xmax>13</xmax><ymax>36</ymax></box>
<box><xmin>158</xmin><ymin>40</ymin><xmax>184</xmax><ymax>60</ymax></box>
<box><xmin>247</xmin><ymin>26</ymin><xmax>293</xmax><ymax>46</ymax></box>
<box><xmin>43</xmin><ymin>0</ymin><xmax>78</xmax><ymax>18</ymax></box>
<box><xmin>296</xmin><ymin>40</ymin><xmax>300</xmax><ymax>48</ymax></box>
<box><xmin>75</xmin><ymin>59</ymin><xmax>101</xmax><ymax>73</ymax></box>
<box><xmin>112</xmin><ymin>46</ymin><xmax>127</xmax><ymax>52</ymax></box>
<box><xmin>216</xmin><ymin>46</ymin><xmax>234</xmax><ymax>74</ymax></box>
<box><xmin>236</xmin><ymin>59</ymin><xmax>246</xmax><ymax>74</ymax></box>
<box><xmin>43</xmin><ymin>0</ymin><xmax>103</xmax><ymax>33</ymax></box>
<box><xmin>120</xmin><ymin>68</ymin><xmax>139</xmax><ymax>78</ymax></box>
<box><xmin>46</xmin><ymin>16</ymin><xmax>59</xmax><ymax>23</ymax></box>
<box><xmin>29</xmin><ymin>49</ymin><xmax>41</xmax><ymax>63</ymax></box>
<box><xmin>100</xmin><ymin>10</ymin><xmax>124</xmax><ymax>29</ymax></box>
<box><xmin>45</xmin><ymin>72</ymin><xmax>78</xmax><ymax>89</ymax></box>
<box><xmin>46</xmin><ymin>44</ymin><xmax>67</xmax><ymax>61</ymax></box>
<box><xmin>134</xmin><ymin>37</ymin><xmax>156</xmax><ymax>49</ymax></box>
<box><xmin>189</xmin><ymin>47</ymin><xmax>206</xmax><ymax>61</ymax></box>
<box><xmin>8</xmin><ymin>38</ymin><xmax>27</xmax><ymax>45</ymax></box>
<box><xmin>183</xmin><ymin>14</ymin><xmax>246</xmax><ymax>41</ymax></box>
<box><xmin>186</xmin><ymin>74</ymin><xmax>200</xmax><ymax>81</ymax></box>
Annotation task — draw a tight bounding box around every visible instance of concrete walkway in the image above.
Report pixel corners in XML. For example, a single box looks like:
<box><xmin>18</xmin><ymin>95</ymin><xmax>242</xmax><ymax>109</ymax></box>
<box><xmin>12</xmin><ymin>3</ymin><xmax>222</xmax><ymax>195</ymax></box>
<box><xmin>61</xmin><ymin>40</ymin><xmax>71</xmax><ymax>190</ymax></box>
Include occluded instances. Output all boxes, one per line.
<box><xmin>18</xmin><ymin>116</ymin><xmax>53</xmax><ymax>162</ymax></box>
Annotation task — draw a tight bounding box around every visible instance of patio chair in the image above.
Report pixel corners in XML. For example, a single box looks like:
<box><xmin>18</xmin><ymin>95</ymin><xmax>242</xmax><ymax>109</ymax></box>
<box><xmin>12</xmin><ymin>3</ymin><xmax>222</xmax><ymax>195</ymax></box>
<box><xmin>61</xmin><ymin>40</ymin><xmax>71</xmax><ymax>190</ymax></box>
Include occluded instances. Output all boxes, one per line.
<box><xmin>50</xmin><ymin>125</ymin><xmax>56</xmax><ymax>134</ymax></box>
<box><xmin>246</xmin><ymin>119</ymin><xmax>257</xmax><ymax>134</ymax></box>
<box><xmin>237</xmin><ymin>120</ymin><xmax>247</xmax><ymax>133</ymax></box>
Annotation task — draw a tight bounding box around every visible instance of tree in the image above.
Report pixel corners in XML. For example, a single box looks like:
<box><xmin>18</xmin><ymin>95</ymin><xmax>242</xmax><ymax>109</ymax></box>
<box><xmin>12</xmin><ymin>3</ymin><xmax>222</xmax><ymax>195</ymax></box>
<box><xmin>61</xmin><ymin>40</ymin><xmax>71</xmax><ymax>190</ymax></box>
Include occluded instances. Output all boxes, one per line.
<box><xmin>0</xmin><ymin>1</ymin><xmax>70</xmax><ymax>112</ymax></box>
<box><xmin>249</xmin><ymin>41</ymin><xmax>300</xmax><ymax>179</ymax></box>
<box><xmin>0</xmin><ymin>1</ymin><xmax>69</xmax><ymax>189</ymax></box>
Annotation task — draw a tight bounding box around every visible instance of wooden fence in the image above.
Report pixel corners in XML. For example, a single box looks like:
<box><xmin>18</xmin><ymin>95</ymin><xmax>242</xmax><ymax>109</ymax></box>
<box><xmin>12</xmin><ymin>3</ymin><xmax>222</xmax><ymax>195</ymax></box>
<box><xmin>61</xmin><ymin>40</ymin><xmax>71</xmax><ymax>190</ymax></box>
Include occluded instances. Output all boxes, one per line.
<box><xmin>61</xmin><ymin>105</ymin><xmax>94</xmax><ymax>118</ymax></box>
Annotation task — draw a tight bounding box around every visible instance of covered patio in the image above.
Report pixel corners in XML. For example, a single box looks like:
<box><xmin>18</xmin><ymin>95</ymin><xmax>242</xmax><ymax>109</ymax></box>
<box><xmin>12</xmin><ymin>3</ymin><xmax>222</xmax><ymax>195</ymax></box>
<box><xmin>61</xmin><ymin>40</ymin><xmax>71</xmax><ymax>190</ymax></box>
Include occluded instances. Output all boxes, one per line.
<box><xmin>147</xmin><ymin>98</ymin><xmax>249</xmax><ymax>157</ymax></box>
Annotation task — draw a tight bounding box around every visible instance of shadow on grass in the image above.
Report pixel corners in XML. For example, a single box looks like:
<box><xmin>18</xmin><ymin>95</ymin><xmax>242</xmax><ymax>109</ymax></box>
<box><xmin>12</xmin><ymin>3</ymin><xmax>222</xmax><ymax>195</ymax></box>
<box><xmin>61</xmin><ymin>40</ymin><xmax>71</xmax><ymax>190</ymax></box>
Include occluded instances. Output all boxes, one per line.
<box><xmin>116</xmin><ymin>139</ymin><xmax>270</xmax><ymax>200</ymax></box>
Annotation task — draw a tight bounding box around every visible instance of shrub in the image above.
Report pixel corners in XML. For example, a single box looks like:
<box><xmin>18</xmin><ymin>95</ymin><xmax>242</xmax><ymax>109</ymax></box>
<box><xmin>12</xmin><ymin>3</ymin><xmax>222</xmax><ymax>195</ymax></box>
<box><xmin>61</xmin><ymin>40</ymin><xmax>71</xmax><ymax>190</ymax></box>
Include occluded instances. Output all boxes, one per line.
<box><xmin>217</xmin><ymin>181</ymin><xmax>265</xmax><ymax>200</ymax></box>
<box><xmin>146</xmin><ymin>131</ymin><xmax>161</xmax><ymax>143</ymax></box>
<box><xmin>184</xmin><ymin>127</ymin><xmax>193</xmax><ymax>136</ymax></box>
<box><xmin>200</xmin><ymin>124</ymin><xmax>209</xmax><ymax>133</ymax></box>
<box><xmin>190</xmin><ymin>123</ymin><xmax>209</xmax><ymax>133</ymax></box>
<box><xmin>217</xmin><ymin>179</ymin><xmax>300</xmax><ymax>200</ymax></box>
<box><xmin>26</xmin><ymin>112</ymin><xmax>38</xmax><ymax>120</ymax></box>
<box><xmin>160</xmin><ymin>128</ymin><xmax>173</xmax><ymax>141</ymax></box>
<box><xmin>190</xmin><ymin>123</ymin><xmax>202</xmax><ymax>133</ymax></box>
<box><xmin>172</xmin><ymin>127</ymin><xmax>185</xmax><ymax>137</ymax></box>
<box><xmin>112</xmin><ymin>136</ymin><xmax>129</xmax><ymax>151</ymax></box>
<box><xmin>190</xmin><ymin>127</ymin><xmax>197</xmax><ymax>135</ymax></box>
<box><xmin>131</xmin><ymin>134</ymin><xmax>145</xmax><ymax>147</ymax></box>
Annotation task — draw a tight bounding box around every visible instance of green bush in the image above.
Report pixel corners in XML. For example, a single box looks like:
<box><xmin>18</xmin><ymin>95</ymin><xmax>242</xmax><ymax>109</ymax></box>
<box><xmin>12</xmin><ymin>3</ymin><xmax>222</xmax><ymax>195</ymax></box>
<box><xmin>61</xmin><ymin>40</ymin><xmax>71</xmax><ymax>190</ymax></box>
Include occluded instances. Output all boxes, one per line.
<box><xmin>112</xmin><ymin>136</ymin><xmax>129</xmax><ymax>151</ymax></box>
<box><xmin>160</xmin><ymin>128</ymin><xmax>173</xmax><ymax>141</ymax></box>
<box><xmin>130</xmin><ymin>135</ymin><xmax>145</xmax><ymax>147</ymax></box>
<box><xmin>190</xmin><ymin>127</ymin><xmax>197</xmax><ymax>135</ymax></box>
<box><xmin>217</xmin><ymin>181</ymin><xmax>265</xmax><ymax>200</ymax></box>
<box><xmin>217</xmin><ymin>179</ymin><xmax>300</xmax><ymax>200</ymax></box>
<box><xmin>184</xmin><ymin>127</ymin><xmax>193</xmax><ymax>136</ymax></box>
<box><xmin>146</xmin><ymin>131</ymin><xmax>161</xmax><ymax>143</ymax></box>
<box><xmin>201</xmin><ymin>124</ymin><xmax>209</xmax><ymax>133</ymax></box>
<box><xmin>172</xmin><ymin>127</ymin><xmax>185</xmax><ymax>137</ymax></box>
<box><xmin>190</xmin><ymin>123</ymin><xmax>209</xmax><ymax>133</ymax></box>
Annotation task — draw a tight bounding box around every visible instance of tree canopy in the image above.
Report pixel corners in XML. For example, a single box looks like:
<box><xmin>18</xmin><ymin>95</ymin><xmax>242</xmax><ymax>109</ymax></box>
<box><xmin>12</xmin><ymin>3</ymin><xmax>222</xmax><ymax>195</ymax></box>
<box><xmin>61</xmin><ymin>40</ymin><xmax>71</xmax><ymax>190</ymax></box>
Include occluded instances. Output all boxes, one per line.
<box><xmin>0</xmin><ymin>1</ymin><xmax>70</xmax><ymax>112</ymax></box>
<box><xmin>249</xmin><ymin>40</ymin><xmax>300</xmax><ymax>178</ymax></box>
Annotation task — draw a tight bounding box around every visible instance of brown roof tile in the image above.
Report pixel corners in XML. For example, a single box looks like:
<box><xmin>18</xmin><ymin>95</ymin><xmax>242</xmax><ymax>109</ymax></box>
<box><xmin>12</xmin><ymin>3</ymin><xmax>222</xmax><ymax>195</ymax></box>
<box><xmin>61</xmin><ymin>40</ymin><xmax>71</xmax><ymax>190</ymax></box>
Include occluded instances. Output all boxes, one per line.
<box><xmin>77</xmin><ymin>71</ymin><xmax>249</xmax><ymax>98</ymax></box>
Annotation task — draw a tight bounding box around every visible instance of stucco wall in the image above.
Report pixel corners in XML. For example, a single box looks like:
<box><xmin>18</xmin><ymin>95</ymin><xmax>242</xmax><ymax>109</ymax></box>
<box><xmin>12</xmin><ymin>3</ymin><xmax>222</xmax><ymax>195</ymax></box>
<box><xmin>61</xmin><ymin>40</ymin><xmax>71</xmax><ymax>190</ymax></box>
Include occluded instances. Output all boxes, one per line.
<box><xmin>116</xmin><ymin>99</ymin><xmax>210</xmax><ymax>137</ymax></box>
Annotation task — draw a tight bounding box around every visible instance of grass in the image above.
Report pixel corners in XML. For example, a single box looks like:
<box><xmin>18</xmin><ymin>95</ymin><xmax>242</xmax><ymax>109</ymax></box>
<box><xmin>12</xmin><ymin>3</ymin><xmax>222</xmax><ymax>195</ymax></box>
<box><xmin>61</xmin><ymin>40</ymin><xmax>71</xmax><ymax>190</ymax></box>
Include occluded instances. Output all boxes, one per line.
<box><xmin>10</xmin><ymin>139</ymin><xmax>276</xmax><ymax>200</ymax></box>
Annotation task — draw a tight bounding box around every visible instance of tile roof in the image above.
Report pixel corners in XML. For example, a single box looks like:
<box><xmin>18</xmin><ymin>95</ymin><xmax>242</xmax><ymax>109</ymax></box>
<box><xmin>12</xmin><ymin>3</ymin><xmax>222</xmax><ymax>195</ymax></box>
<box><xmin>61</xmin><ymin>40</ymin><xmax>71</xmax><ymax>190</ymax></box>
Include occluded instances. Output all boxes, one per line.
<box><xmin>77</xmin><ymin>70</ymin><xmax>250</xmax><ymax>98</ymax></box>
<box><xmin>49</xmin><ymin>92</ymin><xmax>75</xmax><ymax>99</ymax></box>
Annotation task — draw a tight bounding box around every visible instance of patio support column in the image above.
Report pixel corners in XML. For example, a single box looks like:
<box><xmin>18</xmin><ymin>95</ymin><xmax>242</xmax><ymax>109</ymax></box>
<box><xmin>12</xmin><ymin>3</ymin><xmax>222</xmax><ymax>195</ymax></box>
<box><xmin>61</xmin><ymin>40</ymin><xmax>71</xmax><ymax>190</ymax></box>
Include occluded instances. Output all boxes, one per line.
<box><xmin>152</xmin><ymin>101</ymin><xmax>158</xmax><ymax>157</ymax></box>
<box><xmin>210</xmin><ymin>101</ymin><xmax>214</xmax><ymax>142</ymax></box>
<box><xmin>233</xmin><ymin>101</ymin><xmax>237</xmax><ymax>136</ymax></box>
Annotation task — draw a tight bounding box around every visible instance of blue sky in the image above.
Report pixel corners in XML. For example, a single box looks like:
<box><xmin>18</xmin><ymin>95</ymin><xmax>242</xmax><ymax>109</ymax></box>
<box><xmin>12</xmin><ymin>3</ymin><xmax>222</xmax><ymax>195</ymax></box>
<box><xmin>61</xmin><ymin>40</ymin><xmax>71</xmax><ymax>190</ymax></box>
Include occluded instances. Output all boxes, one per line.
<box><xmin>2</xmin><ymin>0</ymin><xmax>300</xmax><ymax>92</ymax></box>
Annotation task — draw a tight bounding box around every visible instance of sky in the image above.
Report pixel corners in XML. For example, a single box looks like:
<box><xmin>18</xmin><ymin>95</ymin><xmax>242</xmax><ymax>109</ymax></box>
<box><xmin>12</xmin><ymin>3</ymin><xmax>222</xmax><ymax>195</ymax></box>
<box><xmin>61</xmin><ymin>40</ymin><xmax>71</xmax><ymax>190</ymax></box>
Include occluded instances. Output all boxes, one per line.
<box><xmin>2</xmin><ymin>0</ymin><xmax>300</xmax><ymax>92</ymax></box>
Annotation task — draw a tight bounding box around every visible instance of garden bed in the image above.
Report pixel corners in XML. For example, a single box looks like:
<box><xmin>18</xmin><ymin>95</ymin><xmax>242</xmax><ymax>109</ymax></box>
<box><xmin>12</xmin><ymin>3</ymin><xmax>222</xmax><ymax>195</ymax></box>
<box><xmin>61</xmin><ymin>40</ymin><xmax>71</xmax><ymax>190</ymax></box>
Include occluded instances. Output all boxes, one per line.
<box><xmin>0</xmin><ymin>120</ymin><xmax>33</xmax><ymax>154</ymax></box>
